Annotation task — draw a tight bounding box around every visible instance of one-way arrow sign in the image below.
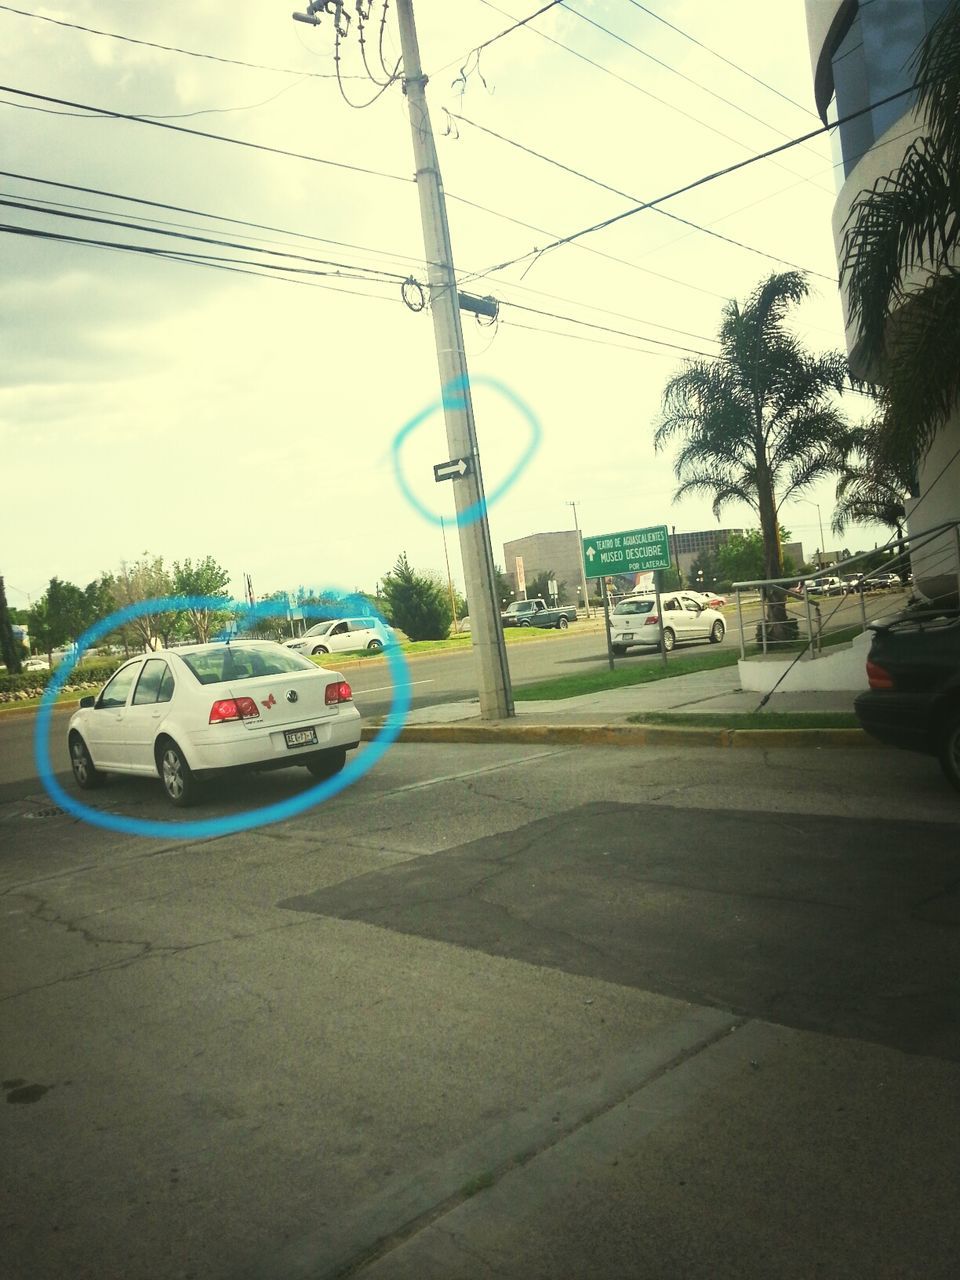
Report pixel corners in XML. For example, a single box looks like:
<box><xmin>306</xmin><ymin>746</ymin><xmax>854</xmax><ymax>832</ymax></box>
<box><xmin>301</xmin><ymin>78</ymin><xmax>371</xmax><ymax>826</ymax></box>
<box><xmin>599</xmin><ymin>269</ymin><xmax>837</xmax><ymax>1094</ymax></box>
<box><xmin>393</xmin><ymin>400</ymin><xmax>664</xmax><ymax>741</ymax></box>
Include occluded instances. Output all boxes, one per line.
<box><xmin>433</xmin><ymin>457</ymin><xmax>472</xmax><ymax>482</ymax></box>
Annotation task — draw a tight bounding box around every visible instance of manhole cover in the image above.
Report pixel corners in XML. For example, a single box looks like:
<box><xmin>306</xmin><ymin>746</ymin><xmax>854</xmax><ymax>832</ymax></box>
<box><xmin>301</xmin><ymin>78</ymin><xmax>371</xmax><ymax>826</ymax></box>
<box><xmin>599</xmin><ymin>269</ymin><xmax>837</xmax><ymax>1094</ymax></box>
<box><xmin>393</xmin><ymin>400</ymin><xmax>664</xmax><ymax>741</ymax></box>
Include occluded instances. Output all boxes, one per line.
<box><xmin>22</xmin><ymin>806</ymin><xmax>65</xmax><ymax>819</ymax></box>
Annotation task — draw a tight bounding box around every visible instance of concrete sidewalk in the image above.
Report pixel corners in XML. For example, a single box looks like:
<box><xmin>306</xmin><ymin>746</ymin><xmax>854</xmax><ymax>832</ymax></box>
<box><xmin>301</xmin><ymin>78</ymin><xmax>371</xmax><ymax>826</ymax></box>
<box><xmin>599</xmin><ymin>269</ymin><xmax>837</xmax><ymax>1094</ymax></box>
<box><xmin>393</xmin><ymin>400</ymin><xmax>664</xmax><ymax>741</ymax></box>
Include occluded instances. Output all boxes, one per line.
<box><xmin>367</xmin><ymin>665</ymin><xmax>870</xmax><ymax>748</ymax></box>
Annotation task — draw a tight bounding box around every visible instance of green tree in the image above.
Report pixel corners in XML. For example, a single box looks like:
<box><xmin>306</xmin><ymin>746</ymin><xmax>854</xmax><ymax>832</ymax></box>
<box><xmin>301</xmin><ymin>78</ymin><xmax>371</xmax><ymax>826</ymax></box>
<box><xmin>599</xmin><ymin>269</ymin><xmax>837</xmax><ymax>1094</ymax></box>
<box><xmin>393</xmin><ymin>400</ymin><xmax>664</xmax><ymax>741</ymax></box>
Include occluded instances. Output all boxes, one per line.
<box><xmin>0</xmin><ymin>577</ymin><xmax>23</xmax><ymax>674</ymax></box>
<box><xmin>832</xmin><ymin>415</ymin><xmax>915</xmax><ymax>541</ymax></box>
<box><xmin>526</xmin><ymin>569</ymin><xmax>568</xmax><ymax>603</ymax></box>
<box><xmin>173</xmin><ymin>556</ymin><xmax>231</xmax><ymax>643</ymax></box>
<box><xmin>492</xmin><ymin>564</ymin><xmax>514</xmax><ymax>611</ymax></box>
<box><xmin>839</xmin><ymin>0</ymin><xmax>960</xmax><ymax>466</ymax></box>
<box><xmin>655</xmin><ymin>271</ymin><xmax>850</xmax><ymax>630</ymax></box>
<box><xmin>381</xmin><ymin>553</ymin><xmax>452</xmax><ymax>641</ymax></box>
<box><xmin>109</xmin><ymin>555</ymin><xmax>178</xmax><ymax>649</ymax></box>
<box><xmin>715</xmin><ymin>528</ymin><xmax>796</xmax><ymax>585</ymax></box>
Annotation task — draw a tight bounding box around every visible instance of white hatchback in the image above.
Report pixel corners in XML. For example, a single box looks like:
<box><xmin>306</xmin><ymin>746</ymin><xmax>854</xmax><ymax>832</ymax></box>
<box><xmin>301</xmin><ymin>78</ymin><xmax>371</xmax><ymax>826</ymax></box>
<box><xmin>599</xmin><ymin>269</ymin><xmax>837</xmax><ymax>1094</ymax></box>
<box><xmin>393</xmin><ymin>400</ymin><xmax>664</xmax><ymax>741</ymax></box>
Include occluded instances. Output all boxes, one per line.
<box><xmin>285</xmin><ymin>617</ymin><xmax>395</xmax><ymax>657</ymax></box>
<box><xmin>610</xmin><ymin>591</ymin><xmax>726</xmax><ymax>655</ymax></box>
<box><xmin>67</xmin><ymin>641</ymin><xmax>362</xmax><ymax>807</ymax></box>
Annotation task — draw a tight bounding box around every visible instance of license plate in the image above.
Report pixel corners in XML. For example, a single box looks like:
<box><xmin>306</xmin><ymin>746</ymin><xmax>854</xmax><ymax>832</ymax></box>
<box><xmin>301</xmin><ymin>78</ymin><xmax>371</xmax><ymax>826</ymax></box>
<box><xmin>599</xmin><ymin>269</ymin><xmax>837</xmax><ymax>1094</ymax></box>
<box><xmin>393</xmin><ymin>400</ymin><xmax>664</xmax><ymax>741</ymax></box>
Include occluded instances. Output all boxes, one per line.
<box><xmin>284</xmin><ymin>727</ymin><xmax>318</xmax><ymax>749</ymax></box>
<box><xmin>621</xmin><ymin>633</ymin><xmax>634</xmax><ymax>641</ymax></box>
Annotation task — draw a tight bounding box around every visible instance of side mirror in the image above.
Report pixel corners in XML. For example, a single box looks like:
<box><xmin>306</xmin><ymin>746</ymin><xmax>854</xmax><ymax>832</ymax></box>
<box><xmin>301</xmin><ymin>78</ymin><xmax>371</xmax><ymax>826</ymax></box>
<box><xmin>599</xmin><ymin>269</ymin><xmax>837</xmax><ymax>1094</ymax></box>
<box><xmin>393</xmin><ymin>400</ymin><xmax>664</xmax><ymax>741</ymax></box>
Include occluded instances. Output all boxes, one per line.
<box><xmin>80</xmin><ymin>695</ymin><xmax>96</xmax><ymax>709</ymax></box>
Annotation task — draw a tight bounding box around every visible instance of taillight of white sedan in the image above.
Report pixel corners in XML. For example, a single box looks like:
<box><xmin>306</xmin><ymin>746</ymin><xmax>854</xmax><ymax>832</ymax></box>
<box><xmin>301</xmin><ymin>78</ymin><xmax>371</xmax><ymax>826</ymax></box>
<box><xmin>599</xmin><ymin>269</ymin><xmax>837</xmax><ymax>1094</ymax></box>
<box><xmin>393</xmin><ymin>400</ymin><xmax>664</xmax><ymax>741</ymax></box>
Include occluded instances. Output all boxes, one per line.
<box><xmin>67</xmin><ymin>641</ymin><xmax>362</xmax><ymax>807</ymax></box>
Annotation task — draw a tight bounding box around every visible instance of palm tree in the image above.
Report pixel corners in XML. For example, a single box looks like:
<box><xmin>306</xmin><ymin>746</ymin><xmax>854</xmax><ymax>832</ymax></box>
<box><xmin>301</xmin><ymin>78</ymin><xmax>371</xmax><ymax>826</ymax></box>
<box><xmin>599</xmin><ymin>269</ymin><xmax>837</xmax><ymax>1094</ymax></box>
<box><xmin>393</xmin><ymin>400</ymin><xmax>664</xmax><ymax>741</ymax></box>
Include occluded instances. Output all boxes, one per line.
<box><xmin>654</xmin><ymin>272</ymin><xmax>850</xmax><ymax>603</ymax></box>
<box><xmin>839</xmin><ymin>0</ymin><xmax>960</xmax><ymax>465</ymax></box>
<box><xmin>832</xmin><ymin>413</ymin><xmax>917</xmax><ymax>541</ymax></box>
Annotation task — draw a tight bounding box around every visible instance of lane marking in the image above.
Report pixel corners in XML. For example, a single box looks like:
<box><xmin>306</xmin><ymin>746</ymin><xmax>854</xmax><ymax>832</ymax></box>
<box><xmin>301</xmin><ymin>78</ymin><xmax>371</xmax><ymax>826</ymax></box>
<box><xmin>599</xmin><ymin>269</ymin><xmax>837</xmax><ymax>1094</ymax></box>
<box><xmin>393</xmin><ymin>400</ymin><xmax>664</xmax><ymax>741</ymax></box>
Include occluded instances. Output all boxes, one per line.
<box><xmin>357</xmin><ymin>679</ymin><xmax>435</xmax><ymax>695</ymax></box>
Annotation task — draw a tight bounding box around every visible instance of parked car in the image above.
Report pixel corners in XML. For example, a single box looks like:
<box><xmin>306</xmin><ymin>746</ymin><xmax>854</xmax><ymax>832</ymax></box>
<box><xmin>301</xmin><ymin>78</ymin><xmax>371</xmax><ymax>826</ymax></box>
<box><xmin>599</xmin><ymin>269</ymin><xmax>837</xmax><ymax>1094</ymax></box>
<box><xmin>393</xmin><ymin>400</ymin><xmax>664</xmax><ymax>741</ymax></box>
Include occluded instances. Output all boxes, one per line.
<box><xmin>841</xmin><ymin>574</ymin><xmax>865</xmax><ymax>594</ymax></box>
<box><xmin>696</xmin><ymin>591</ymin><xmax>727</xmax><ymax>608</ymax></box>
<box><xmin>853</xmin><ymin>610</ymin><xmax>960</xmax><ymax>793</ymax></box>
<box><xmin>803</xmin><ymin>576</ymin><xmax>843</xmax><ymax>596</ymax></box>
<box><xmin>67</xmin><ymin>641</ymin><xmax>362</xmax><ymax>807</ymax></box>
<box><xmin>500</xmin><ymin>598</ymin><xmax>578</xmax><ymax>629</ymax></box>
<box><xmin>284</xmin><ymin>616</ymin><xmax>395</xmax><ymax>656</ymax></box>
<box><xmin>610</xmin><ymin>591</ymin><xmax>725</xmax><ymax>655</ymax></box>
<box><xmin>870</xmin><ymin>572</ymin><xmax>903</xmax><ymax>590</ymax></box>
<box><xmin>22</xmin><ymin>656</ymin><xmax>50</xmax><ymax>671</ymax></box>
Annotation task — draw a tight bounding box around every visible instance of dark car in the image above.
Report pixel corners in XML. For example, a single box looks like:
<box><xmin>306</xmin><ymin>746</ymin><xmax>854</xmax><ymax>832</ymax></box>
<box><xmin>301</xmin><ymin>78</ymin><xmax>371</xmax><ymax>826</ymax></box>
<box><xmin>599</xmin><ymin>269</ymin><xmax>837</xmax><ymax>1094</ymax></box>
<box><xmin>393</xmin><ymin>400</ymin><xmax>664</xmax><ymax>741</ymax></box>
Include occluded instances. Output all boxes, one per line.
<box><xmin>853</xmin><ymin>610</ymin><xmax>960</xmax><ymax>793</ymax></box>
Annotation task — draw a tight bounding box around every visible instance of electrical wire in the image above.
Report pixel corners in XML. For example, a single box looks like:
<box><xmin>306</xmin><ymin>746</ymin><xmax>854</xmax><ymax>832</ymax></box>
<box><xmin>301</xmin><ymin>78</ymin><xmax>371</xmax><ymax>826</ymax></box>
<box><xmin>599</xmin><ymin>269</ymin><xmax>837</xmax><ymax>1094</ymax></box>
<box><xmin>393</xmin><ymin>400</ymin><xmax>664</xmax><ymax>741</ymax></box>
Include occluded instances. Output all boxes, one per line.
<box><xmin>0</xmin><ymin>197</ymin><xmax>408</xmax><ymax>281</ymax></box>
<box><xmin>0</xmin><ymin>169</ymin><xmax>429</xmax><ymax>273</ymax></box>
<box><xmin>0</xmin><ymin>84</ymin><xmax>412</xmax><ymax>186</ymax></box>
<box><xmin>623</xmin><ymin>0</ymin><xmax>816</xmax><ymax>117</ymax></box>
<box><xmin>501</xmin><ymin>317</ymin><xmax>685</xmax><ymax>359</ymax></box>
<box><xmin>448</xmin><ymin>111</ymin><xmax>835</xmax><ymax>282</ymax></box>
<box><xmin>1</xmin><ymin>77</ymin><xmax>311</xmax><ymax>122</ymax></box>
<box><xmin>332</xmin><ymin>3</ymin><xmax>401</xmax><ymax>109</ymax></box>
<box><xmin>471</xmin><ymin>0</ymin><xmax>832</xmax><ymax>198</ymax></box>
<box><xmin>471</xmin><ymin>0</ymin><xmax>565</xmax><ymax>56</ymax></box>
<box><xmin>0</xmin><ymin>4</ymin><xmax>362</xmax><ymax>78</ymax></box>
<box><xmin>469</xmin><ymin>81</ymin><xmax>919</xmax><ymax>280</ymax></box>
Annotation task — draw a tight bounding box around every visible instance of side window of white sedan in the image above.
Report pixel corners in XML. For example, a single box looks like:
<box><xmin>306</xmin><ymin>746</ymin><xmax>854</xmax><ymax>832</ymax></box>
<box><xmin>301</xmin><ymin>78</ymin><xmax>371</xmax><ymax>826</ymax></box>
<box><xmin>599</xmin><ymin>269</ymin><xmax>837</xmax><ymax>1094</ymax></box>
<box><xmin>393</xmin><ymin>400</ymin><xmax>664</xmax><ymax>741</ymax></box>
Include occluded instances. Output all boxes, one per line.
<box><xmin>133</xmin><ymin>659</ymin><xmax>174</xmax><ymax>705</ymax></box>
<box><xmin>98</xmin><ymin>663</ymin><xmax>141</xmax><ymax>709</ymax></box>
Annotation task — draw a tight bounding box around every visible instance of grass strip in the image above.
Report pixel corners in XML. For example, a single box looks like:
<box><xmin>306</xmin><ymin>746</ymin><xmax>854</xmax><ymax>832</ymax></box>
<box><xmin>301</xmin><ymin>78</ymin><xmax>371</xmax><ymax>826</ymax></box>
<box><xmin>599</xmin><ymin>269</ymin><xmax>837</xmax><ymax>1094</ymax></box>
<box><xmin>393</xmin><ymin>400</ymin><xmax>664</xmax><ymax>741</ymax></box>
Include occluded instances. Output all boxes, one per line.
<box><xmin>627</xmin><ymin>710</ymin><xmax>860</xmax><ymax>730</ymax></box>
<box><xmin>515</xmin><ymin>648</ymin><xmax>739</xmax><ymax>701</ymax></box>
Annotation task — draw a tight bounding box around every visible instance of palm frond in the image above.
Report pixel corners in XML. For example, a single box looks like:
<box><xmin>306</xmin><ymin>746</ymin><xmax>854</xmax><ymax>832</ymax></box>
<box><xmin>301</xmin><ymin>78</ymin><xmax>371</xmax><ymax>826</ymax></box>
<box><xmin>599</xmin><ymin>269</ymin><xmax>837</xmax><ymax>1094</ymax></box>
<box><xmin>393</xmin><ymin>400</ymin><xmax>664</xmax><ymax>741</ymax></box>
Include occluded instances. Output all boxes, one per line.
<box><xmin>915</xmin><ymin>0</ymin><xmax>960</xmax><ymax>165</ymax></box>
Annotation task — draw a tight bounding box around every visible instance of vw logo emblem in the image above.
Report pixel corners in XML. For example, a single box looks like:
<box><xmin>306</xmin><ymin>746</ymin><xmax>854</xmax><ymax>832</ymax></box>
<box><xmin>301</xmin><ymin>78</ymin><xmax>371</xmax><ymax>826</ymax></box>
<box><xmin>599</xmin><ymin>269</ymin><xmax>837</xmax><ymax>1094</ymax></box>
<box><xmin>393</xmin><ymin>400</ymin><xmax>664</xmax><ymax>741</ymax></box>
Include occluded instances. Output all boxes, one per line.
<box><xmin>286</xmin><ymin>689</ymin><xmax>298</xmax><ymax>703</ymax></box>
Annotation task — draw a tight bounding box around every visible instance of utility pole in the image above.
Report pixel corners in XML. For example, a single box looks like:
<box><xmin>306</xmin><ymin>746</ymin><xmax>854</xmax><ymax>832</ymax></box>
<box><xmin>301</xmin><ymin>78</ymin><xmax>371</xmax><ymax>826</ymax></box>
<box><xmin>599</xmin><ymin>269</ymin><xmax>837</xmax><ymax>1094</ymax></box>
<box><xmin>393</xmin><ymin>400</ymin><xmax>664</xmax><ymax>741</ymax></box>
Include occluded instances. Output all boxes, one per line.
<box><xmin>393</xmin><ymin>0</ymin><xmax>513</xmax><ymax>717</ymax></box>
<box><xmin>566</xmin><ymin>500</ymin><xmax>592</xmax><ymax>619</ymax></box>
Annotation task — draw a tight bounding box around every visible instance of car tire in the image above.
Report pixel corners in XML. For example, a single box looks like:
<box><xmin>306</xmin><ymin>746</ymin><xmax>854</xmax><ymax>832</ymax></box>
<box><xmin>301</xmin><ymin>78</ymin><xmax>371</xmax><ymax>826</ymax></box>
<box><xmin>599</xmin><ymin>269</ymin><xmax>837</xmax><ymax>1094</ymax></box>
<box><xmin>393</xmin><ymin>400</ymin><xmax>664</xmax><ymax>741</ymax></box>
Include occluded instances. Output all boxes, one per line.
<box><xmin>612</xmin><ymin>644</ymin><xmax>627</xmax><ymax>656</ymax></box>
<box><xmin>557</xmin><ymin>616</ymin><xmax>568</xmax><ymax>630</ymax></box>
<box><xmin>661</xmin><ymin>627</ymin><xmax>676</xmax><ymax>653</ymax></box>
<box><xmin>367</xmin><ymin>638</ymin><xmax>383</xmax><ymax>652</ymax></box>
<box><xmin>311</xmin><ymin>644</ymin><xmax>330</xmax><ymax>655</ymax></box>
<box><xmin>157</xmin><ymin>738</ymin><xmax>197</xmax><ymax>807</ymax></box>
<box><xmin>306</xmin><ymin>747</ymin><xmax>347</xmax><ymax>780</ymax></box>
<box><xmin>938</xmin><ymin>708</ymin><xmax>960</xmax><ymax>795</ymax></box>
<box><xmin>709</xmin><ymin>619</ymin><xmax>725</xmax><ymax>644</ymax></box>
<box><xmin>69</xmin><ymin>733</ymin><xmax>105</xmax><ymax>790</ymax></box>
<box><xmin>519</xmin><ymin>620</ymin><xmax>531</xmax><ymax>627</ymax></box>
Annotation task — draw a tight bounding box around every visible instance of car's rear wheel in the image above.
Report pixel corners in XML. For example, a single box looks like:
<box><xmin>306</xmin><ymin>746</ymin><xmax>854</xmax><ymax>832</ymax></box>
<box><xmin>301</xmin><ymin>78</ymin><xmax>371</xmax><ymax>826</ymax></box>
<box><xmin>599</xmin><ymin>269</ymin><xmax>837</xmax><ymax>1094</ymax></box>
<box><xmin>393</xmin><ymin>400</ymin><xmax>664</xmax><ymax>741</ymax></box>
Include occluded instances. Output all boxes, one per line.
<box><xmin>157</xmin><ymin>738</ymin><xmax>197</xmax><ymax>807</ymax></box>
<box><xmin>661</xmin><ymin>627</ymin><xmax>676</xmax><ymax>653</ymax></box>
<box><xmin>69</xmin><ymin>733</ymin><xmax>105</xmax><ymax>790</ymax></box>
<box><xmin>367</xmin><ymin>638</ymin><xmax>383</xmax><ymax>652</ymax></box>
<box><xmin>709</xmin><ymin>619</ymin><xmax>725</xmax><ymax>644</ymax></box>
<box><xmin>938</xmin><ymin>709</ymin><xmax>960</xmax><ymax>794</ymax></box>
<box><xmin>306</xmin><ymin>748</ymin><xmax>347</xmax><ymax>780</ymax></box>
<box><xmin>312</xmin><ymin>644</ymin><xmax>329</xmax><ymax>655</ymax></box>
<box><xmin>557</xmin><ymin>616</ymin><xmax>568</xmax><ymax>630</ymax></box>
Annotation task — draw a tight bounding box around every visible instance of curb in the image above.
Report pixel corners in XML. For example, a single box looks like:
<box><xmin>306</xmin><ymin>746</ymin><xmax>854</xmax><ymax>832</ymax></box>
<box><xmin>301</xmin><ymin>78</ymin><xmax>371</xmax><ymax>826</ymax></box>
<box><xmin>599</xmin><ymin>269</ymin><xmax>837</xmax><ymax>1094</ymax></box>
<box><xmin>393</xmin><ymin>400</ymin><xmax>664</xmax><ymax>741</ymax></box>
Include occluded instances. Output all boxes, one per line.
<box><xmin>361</xmin><ymin>723</ymin><xmax>875</xmax><ymax>749</ymax></box>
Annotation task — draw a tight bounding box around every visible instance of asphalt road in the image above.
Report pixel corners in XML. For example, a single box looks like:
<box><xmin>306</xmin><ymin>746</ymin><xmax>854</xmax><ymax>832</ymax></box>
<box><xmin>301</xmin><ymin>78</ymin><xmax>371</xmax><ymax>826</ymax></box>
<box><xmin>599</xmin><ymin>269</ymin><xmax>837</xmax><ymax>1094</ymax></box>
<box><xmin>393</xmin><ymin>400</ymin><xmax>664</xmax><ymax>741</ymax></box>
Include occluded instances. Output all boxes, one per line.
<box><xmin>2</xmin><ymin>739</ymin><xmax>958</xmax><ymax>1280</ymax></box>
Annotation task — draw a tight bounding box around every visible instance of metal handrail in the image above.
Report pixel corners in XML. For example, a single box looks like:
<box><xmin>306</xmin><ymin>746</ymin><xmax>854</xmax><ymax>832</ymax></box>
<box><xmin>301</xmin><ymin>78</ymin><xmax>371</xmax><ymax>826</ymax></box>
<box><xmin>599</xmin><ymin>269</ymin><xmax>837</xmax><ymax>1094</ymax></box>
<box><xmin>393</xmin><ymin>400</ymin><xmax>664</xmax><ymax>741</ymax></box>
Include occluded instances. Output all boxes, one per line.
<box><xmin>732</xmin><ymin>517</ymin><xmax>960</xmax><ymax>661</ymax></box>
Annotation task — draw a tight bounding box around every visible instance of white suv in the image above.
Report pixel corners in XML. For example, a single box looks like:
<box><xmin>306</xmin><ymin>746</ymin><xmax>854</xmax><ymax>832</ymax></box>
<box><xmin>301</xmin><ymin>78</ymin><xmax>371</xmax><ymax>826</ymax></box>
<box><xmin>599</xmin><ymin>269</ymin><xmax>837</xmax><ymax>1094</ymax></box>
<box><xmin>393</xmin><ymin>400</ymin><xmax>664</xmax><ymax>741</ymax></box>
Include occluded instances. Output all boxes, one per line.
<box><xmin>285</xmin><ymin>617</ymin><xmax>395</xmax><ymax>657</ymax></box>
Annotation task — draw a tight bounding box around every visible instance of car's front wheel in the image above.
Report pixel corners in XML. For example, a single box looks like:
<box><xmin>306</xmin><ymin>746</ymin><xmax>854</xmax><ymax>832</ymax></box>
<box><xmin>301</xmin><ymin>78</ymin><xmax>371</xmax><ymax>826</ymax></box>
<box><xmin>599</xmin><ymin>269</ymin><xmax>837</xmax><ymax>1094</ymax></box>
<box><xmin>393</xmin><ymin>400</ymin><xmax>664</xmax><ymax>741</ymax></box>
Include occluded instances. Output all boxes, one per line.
<box><xmin>938</xmin><ymin>708</ymin><xmax>960</xmax><ymax>794</ymax></box>
<box><xmin>306</xmin><ymin>748</ymin><xmax>347</xmax><ymax>781</ymax></box>
<box><xmin>157</xmin><ymin>738</ymin><xmax>197</xmax><ymax>807</ymax></box>
<box><xmin>312</xmin><ymin>644</ymin><xmax>330</xmax><ymax>655</ymax></box>
<box><xmin>69</xmin><ymin>733</ymin><xmax>105</xmax><ymax>790</ymax></box>
<box><xmin>367</xmin><ymin>638</ymin><xmax>383</xmax><ymax>652</ymax></box>
<box><xmin>519</xmin><ymin>620</ymin><xmax>531</xmax><ymax>627</ymax></box>
<box><xmin>709</xmin><ymin>619</ymin><xmax>725</xmax><ymax>644</ymax></box>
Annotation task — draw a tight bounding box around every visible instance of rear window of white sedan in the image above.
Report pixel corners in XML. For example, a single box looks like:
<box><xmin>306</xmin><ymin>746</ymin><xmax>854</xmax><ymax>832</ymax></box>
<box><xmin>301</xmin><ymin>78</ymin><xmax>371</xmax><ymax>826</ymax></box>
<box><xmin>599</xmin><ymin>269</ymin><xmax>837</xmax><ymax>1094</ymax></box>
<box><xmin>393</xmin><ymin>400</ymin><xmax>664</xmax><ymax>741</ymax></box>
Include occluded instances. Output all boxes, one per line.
<box><xmin>613</xmin><ymin>599</ymin><xmax>656</xmax><ymax>616</ymax></box>
<box><xmin>179</xmin><ymin>646</ymin><xmax>315</xmax><ymax>686</ymax></box>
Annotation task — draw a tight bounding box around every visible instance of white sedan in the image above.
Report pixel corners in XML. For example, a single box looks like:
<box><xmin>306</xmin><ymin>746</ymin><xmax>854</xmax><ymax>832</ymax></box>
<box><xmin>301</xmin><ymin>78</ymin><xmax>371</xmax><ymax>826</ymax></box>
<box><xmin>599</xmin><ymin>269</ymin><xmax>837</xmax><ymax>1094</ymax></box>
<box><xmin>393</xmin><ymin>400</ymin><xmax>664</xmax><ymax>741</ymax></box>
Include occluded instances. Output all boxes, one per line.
<box><xmin>610</xmin><ymin>591</ymin><xmax>726</xmax><ymax>655</ymax></box>
<box><xmin>67</xmin><ymin>641</ymin><xmax>362</xmax><ymax>807</ymax></box>
<box><xmin>285</xmin><ymin>616</ymin><xmax>395</xmax><ymax>657</ymax></box>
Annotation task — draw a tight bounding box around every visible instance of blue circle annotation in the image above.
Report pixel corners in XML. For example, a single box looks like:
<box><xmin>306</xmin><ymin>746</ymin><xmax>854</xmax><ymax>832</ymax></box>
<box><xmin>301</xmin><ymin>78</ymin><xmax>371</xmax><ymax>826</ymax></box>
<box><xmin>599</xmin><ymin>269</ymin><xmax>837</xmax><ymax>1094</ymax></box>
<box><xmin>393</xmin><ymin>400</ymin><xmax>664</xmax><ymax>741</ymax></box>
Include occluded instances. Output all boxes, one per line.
<box><xmin>391</xmin><ymin>374</ymin><xmax>541</xmax><ymax>528</ymax></box>
<box><xmin>34</xmin><ymin>592</ymin><xmax>411</xmax><ymax>841</ymax></box>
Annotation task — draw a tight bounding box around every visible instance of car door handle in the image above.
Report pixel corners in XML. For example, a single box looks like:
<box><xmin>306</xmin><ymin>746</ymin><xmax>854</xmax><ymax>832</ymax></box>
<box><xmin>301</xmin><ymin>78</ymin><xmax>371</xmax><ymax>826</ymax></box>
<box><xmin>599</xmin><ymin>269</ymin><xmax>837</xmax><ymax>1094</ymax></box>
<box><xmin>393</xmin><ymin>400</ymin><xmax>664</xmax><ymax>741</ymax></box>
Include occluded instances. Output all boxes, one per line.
<box><xmin>151</xmin><ymin>710</ymin><xmax>162</xmax><ymax>719</ymax></box>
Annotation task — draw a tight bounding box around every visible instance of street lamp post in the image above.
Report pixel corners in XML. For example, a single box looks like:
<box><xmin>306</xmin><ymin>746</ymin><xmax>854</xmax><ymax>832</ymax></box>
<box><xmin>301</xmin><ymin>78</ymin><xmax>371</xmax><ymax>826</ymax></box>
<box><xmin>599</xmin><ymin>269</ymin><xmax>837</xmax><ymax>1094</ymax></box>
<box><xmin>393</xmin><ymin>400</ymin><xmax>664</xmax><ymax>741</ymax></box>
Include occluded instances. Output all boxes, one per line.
<box><xmin>566</xmin><ymin>500</ymin><xmax>592</xmax><ymax>618</ymax></box>
<box><xmin>798</xmin><ymin>499</ymin><xmax>827</xmax><ymax>569</ymax></box>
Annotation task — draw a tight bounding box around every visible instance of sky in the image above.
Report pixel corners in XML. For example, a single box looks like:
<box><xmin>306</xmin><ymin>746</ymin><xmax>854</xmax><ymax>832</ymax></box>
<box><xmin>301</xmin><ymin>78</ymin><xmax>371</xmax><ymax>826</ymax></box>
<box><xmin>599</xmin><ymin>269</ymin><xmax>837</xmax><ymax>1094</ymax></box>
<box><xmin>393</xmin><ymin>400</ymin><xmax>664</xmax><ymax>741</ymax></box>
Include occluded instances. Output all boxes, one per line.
<box><xmin>0</xmin><ymin>0</ymin><xmax>889</xmax><ymax>611</ymax></box>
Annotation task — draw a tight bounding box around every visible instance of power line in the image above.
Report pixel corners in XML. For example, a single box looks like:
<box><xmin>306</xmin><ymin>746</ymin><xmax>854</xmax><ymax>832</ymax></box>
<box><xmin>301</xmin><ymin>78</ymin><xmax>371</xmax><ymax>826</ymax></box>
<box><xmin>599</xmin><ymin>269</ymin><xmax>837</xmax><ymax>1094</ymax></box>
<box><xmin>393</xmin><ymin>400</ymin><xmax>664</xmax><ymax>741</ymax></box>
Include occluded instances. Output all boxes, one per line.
<box><xmin>448</xmin><ymin>111</ymin><xmax>835</xmax><ymax>282</ymax></box>
<box><xmin>471</xmin><ymin>81</ymin><xmax>919</xmax><ymax>280</ymax></box>
<box><xmin>472</xmin><ymin>0</ymin><xmax>831</xmax><ymax>196</ymax></box>
<box><xmin>0</xmin><ymin>169</ymin><xmax>429</xmax><ymax>273</ymax></box>
<box><xmin>500</xmin><ymin>299</ymin><xmax>717</xmax><ymax>357</ymax></box>
<box><xmin>562</xmin><ymin>2</ymin><xmax>825</xmax><ymax>157</ymax></box>
<box><xmin>0</xmin><ymin>196</ymin><xmax>408</xmax><ymax>281</ymax></box>
<box><xmin>0</xmin><ymin>4</ymin><xmax>361</xmax><ymax>78</ymax></box>
<box><xmin>624</xmin><ymin>0</ymin><xmax>816</xmax><ymax>117</ymax></box>
<box><xmin>472</xmin><ymin>0</ymin><xmax>566</xmax><ymax>56</ymax></box>
<box><xmin>501</xmin><ymin>317</ymin><xmax>686</xmax><ymax>360</ymax></box>
<box><xmin>0</xmin><ymin>84</ymin><xmax>412</xmax><ymax>185</ymax></box>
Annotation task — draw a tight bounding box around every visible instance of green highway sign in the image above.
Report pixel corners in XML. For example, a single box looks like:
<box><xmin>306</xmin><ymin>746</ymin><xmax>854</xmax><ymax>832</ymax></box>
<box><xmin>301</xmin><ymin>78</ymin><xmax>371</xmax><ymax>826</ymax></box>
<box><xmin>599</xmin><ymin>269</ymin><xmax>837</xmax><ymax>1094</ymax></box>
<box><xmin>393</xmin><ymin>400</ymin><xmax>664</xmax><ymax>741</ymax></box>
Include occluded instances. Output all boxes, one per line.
<box><xmin>582</xmin><ymin>524</ymin><xmax>671</xmax><ymax>578</ymax></box>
